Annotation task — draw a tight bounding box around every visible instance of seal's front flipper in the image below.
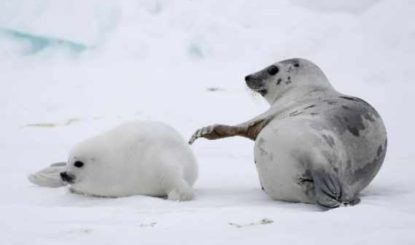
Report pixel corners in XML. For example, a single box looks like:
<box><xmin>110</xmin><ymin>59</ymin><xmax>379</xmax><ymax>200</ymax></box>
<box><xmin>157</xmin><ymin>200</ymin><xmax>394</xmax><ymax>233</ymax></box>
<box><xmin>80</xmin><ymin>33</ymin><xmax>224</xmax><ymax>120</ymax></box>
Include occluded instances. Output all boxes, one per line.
<box><xmin>189</xmin><ymin>124</ymin><xmax>242</xmax><ymax>144</ymax></box>
<box><xmin>28</xmin><ymin>162</ymin><xmax>67</xmax><ymax>188</ymax></box>
<box><xmin>311</xmin><ymin>169</ymin><xmax>343</xmax><ymax>209</ymax></box>
<box><xmin>189</xmin><ymin>118</ymin><xmax>272</xmax><ymax>144</ymax></box>
<box><xmin>241</xmin><ymin>117</ymin><xmax>273</xmax><ymax>140</ymax></box>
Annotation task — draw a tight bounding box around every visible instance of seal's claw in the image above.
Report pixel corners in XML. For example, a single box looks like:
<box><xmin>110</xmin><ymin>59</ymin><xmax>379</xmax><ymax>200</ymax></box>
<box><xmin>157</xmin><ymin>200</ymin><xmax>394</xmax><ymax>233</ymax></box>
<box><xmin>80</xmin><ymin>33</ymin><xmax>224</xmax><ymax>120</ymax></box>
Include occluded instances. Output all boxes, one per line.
<box><xmin>188</xmin><ymin>125</ymin><xmax>216</xmax><ymax>144</ymax></box>
<box><xmin>188</xmin><ymin>134</ymin><xmax>197</xmax><ymax>144</ymax></box>
<box><xmin>188</xmin><ymin>130</ymin><xmax>200</xmax><ymax>144</ymax></box>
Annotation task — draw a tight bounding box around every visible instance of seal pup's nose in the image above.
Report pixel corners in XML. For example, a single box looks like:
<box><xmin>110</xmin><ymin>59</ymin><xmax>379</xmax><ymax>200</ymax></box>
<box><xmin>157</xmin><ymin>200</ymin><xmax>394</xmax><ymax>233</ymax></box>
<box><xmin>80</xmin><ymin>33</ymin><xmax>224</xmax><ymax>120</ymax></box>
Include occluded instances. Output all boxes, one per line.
<box><xmin>60</xmin><ymin>172</ymin><xmax>74</xmax><ymax>183</ymax></box>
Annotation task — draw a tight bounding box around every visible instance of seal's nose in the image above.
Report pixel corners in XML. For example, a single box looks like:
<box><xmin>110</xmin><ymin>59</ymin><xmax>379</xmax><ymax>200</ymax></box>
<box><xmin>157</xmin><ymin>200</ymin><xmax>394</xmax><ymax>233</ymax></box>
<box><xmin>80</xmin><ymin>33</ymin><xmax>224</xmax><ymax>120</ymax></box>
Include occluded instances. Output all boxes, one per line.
<box><xmin>60</xmin><ymin>172</ymin><xmax>73</xmax><ymax>183</ymax></box>
<box><xmin>245</xmin><ymin>74</ymin><xmax>261</xmax><ymax>89</ymax></box>
<box><xmin>245</xmin><ymin>75</ymin><xmax>253</xmax><ymax>83</ymax></box>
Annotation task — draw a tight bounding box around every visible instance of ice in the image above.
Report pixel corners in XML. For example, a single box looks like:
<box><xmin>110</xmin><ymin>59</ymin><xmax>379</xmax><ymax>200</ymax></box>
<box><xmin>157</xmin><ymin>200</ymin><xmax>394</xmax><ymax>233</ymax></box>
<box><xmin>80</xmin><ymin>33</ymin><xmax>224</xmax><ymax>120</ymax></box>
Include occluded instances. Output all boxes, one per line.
<box><xmin>0</xmin><ymin>0</ymin><xmax>415</xmax><ymax>244</ymax></box>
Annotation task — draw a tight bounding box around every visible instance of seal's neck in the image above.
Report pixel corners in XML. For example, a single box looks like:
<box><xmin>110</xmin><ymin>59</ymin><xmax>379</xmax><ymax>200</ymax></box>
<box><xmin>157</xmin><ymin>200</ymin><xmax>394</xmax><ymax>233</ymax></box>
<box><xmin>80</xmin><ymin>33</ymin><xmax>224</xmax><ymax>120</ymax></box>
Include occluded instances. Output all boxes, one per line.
<box><xmin>269</xmin><ymin>85</ymin><xmax>337</xmax><ymax>108</ymax></box>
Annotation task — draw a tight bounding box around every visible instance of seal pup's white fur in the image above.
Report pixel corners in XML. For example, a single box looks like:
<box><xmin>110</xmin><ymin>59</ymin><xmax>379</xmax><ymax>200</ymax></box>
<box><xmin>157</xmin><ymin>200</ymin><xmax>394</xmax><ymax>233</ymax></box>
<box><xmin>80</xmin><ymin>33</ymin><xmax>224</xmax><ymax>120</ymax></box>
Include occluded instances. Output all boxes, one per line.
<box><xmin>29</xmin><ymin>121</ymin><xmax>198</xmax><ymax>201</ymax></box>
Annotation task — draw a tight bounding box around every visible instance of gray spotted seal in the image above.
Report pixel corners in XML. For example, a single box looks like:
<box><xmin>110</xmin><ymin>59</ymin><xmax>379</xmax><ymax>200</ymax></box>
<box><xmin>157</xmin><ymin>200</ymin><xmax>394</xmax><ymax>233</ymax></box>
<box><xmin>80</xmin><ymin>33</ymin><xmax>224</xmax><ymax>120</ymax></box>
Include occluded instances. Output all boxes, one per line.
<box><xmin>29</xmin><ymin>121</ymin><xmax>198</xmax><ymax>201</ymax></box>
<box><xmin>189</xmin><ymin>58</ymin><xmax>387</xmax><ymax>208</ymax></box>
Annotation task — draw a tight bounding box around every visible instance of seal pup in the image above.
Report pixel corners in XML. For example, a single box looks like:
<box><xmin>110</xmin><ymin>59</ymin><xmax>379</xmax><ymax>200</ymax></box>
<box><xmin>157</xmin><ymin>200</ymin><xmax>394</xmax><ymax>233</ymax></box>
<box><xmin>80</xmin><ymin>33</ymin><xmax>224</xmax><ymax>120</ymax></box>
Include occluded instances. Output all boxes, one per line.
<box><xmin>189</xmin><ymin>58</ymin><xmax>387</xmax><ymax>208</ymax></box>
<box><xmin>29</xmin><ymin>121</ymin><xmax>198</xmax><ymax>201</ymax></box>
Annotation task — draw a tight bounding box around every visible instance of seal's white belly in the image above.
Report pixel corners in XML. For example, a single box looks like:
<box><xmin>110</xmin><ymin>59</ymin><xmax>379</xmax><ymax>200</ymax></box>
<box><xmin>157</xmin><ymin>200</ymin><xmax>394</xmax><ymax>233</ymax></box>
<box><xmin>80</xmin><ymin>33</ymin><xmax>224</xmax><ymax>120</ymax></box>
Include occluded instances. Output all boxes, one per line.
<box><xmin>254</xmin><ymin>120</ymin><xmax>314</xmax><ymax>204</ymax></box>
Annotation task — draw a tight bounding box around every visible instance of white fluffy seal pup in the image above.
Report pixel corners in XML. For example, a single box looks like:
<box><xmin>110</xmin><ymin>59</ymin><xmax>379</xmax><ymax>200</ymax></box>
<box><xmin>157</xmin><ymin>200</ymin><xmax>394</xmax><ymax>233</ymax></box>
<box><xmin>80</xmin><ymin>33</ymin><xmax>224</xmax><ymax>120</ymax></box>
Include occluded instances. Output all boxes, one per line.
<box><xmin>29</xmin><ymin>121</ymin><xmax>198</xmax><ymax>201</ymax></box>
<box><xmin>190</xmin><ymin>58</ymin><xmax>387</xmax><ymax>208</ymax></box>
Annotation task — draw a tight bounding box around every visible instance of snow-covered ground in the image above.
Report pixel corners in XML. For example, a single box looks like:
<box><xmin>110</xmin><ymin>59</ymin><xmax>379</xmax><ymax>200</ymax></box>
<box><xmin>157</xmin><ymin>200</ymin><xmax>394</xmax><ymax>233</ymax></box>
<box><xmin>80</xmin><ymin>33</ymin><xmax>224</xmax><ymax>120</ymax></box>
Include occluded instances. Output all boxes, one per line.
<box><xmin>1</xmin><ymin>0</ymin><xmax>414</xmax><ymax>244</ymax></box>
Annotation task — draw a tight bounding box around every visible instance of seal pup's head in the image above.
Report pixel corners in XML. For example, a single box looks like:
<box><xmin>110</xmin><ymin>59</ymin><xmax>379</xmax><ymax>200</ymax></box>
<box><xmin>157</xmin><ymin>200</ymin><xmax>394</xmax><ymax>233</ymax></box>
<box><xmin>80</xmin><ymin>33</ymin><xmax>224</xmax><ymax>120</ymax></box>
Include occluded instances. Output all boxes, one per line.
<box><xmin>59</xmin><ymin>136</ymin><xmax>126</xmax><ymax>197</ymax></box>
<box><xmin>245</xmin><ymin>58</ymin><xmax>333</xmax><ymax>104</ymax></box>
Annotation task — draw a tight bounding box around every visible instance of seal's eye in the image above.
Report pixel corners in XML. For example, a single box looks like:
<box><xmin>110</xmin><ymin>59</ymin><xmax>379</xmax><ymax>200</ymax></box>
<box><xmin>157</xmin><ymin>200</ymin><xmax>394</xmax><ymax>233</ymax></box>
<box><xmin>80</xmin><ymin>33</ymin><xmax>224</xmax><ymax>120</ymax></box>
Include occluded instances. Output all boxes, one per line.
<box><xmin>267</xmin><ymin>65</ymin><xmax>279</xmax><ymax>75</ymax></box>
<box><xmin>74</xmin><ymin>161</ymin><xmax>84</xmax><ymax>168</ymax></box>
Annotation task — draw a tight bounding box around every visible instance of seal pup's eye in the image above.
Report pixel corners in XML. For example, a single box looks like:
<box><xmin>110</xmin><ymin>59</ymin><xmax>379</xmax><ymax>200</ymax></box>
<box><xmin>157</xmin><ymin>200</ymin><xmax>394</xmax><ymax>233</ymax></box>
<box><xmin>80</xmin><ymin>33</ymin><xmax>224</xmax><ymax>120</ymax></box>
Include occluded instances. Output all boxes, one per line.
<box><xmin>74</xmin><ymin>161</ymin><xmax>84</xmax><ymax>168</ymax></box>
<box><xmin>267</xmin><ymin>65</ymin><xmax>279</xmax><ymax>75</ymax></box>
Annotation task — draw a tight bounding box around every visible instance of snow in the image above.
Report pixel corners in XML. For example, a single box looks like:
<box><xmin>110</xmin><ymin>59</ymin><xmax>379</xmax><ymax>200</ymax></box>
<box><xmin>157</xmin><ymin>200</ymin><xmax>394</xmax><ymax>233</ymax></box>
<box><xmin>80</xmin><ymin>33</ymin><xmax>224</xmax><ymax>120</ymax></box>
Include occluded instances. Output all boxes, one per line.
<box><xmin>0</xmin><ymin>0</ymin><xmax>414</xmax><ymax>244</ymax></box>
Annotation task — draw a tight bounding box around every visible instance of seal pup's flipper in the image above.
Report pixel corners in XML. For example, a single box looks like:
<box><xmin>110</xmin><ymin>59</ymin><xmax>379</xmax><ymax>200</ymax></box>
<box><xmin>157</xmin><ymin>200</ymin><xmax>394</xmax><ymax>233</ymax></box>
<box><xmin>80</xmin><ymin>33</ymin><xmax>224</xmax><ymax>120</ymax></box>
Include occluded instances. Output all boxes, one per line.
<box><xmin>167</xmin><ymin>179</ymin><xmax>194</xmax><ymax>201</ymax></box>
<box><xmin>28</xmin><ymin>162</ymin><xmax>68</xmax><ymax>187</ymax></box>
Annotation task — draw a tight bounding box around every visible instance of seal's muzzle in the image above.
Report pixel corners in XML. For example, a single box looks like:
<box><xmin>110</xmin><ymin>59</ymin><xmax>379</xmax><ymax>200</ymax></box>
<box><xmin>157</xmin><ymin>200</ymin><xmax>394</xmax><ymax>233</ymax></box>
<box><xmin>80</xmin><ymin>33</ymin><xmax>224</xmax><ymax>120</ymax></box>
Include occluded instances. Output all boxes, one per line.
<box><xmin>60</xmin><ymin>172</ymin><xmax>75</xmax><ymax>183</ymax></box>
<box><xmin>245</xmin><ymin>75</ymin><xmax>267</xmax><ymax>96</ymax></box>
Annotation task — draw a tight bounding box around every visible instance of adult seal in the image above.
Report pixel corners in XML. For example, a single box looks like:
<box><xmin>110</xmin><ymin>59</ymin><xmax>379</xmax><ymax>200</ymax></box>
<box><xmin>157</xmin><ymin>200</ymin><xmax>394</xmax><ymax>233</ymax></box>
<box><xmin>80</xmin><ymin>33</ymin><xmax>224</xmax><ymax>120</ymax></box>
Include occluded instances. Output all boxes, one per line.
<box><xmin>189</xmin><ymin>58</ymin><xmax>387</xmax><ymax>208</ymax></box>
<box><xmin>29</xmin><ymin>121</ymin><xmax>198</xmax><ymax>201</ymax></box>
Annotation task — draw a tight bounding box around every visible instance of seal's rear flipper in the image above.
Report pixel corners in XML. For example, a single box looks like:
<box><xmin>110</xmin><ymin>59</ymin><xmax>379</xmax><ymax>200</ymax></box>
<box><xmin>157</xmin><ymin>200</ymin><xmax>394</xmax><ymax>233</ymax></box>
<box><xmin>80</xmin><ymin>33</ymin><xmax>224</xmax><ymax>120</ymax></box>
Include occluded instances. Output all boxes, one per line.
<box><xmin>311</xmin><ymin>169</ymin><xmax>343</xmax><ymax>209</ymax></box>
<box><xmin>28</xmin><ymin>162</ymin><xmax>67</xmax><ymax>188</ymax></box>
<box><xmin>167</xmin><ymin>178</ymin><xmax>194</xmax><ymax>201</ymax></box>
<box><xmin>343</xmin><ymin>197</ymin><xmax>361</xmax><ymax>206</ymax></box>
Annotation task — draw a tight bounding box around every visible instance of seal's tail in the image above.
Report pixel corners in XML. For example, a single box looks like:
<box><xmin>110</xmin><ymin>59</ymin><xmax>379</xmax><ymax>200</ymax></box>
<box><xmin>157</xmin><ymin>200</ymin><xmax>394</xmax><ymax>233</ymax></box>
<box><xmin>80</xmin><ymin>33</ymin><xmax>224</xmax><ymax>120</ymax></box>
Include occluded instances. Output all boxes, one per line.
<box><xmin>28</xmin><ymin>162</ymin><xmax>68</xmax><ymax>188</ymax></box>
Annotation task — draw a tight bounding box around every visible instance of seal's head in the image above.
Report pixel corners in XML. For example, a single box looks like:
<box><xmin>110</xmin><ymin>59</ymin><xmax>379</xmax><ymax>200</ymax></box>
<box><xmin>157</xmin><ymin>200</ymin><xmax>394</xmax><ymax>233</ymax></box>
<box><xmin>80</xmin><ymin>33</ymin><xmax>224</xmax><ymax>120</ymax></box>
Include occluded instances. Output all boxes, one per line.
<box><xmin>245</xmin><ymin>58</ymin><xmax>333</xmax><ymax>104</ymax></box>
<box><xmin>59</xmin><ymin>137</ymin><xmax>123</xmax><ymax>196</ymax></box>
